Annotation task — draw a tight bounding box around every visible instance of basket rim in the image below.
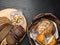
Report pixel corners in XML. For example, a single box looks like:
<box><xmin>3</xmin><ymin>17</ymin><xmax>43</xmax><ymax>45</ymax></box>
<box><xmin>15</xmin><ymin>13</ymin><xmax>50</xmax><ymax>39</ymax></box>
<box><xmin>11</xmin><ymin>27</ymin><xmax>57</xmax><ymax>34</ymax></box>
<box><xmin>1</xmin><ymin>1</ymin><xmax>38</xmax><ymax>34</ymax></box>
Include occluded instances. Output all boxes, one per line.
<box><xmin>27</xmin><ymin>13</ymin><xmax>60</xmax><ymax>45</ymax></box>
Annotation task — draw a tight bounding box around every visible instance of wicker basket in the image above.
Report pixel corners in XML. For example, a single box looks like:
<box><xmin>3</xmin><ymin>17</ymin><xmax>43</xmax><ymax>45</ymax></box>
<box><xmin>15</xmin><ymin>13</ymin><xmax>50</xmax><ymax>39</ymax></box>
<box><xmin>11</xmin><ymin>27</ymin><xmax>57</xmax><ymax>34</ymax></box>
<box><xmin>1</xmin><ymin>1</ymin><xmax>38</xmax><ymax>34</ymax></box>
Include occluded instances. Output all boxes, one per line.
<box><xmin>0</xmin><ymin>8</ymin><xmax>27</xmax><ymax>45</ymax></box>
<box><xmin>27</xmin><ymin>13</ymin><xmax>60</xmax><ymax>45</ymax></box>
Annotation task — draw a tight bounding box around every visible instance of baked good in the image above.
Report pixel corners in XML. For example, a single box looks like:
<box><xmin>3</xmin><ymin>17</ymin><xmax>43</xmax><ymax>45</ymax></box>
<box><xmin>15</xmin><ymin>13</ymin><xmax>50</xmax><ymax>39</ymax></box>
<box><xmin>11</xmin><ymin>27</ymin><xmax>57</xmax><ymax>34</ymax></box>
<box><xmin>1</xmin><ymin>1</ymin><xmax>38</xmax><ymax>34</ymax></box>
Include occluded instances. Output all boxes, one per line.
<box><xmin>36</xmin><ymin>19</ymin><xmax>55</xmax><ymax>37</ymax></box>
<box><xmin>35</xmin><ymin>34</ymin><xmax>45</xmax><ymax>45</ymax></box>
<box><xmin>28</xmin><ymin>13</ymin><xmax>60</xmax><ymax>45</ymax></box>
<box><xmin>35</xmin><ymin>19</ymin><xmax>57</xmax><ymax>45</ymax></box>
<box><xmin>35</xmin><ymin>34</ymin><xmax>57</xmax><ymax>45</ymax></box>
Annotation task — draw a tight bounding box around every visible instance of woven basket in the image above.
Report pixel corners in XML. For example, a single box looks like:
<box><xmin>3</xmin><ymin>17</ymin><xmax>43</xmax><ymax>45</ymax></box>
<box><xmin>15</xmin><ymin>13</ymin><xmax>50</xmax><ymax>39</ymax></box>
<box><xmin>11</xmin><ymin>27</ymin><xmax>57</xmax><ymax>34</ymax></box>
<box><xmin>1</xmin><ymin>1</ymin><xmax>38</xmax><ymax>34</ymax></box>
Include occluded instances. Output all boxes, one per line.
<box><xmin>0</xmin><ymin>8</ymin><xmax>27</xmax><ymax>45</ymax></box>
<box><xmin>27</xmin><ymin>13</ymin><xmax>60</xmax><ymax>45</ymax></box>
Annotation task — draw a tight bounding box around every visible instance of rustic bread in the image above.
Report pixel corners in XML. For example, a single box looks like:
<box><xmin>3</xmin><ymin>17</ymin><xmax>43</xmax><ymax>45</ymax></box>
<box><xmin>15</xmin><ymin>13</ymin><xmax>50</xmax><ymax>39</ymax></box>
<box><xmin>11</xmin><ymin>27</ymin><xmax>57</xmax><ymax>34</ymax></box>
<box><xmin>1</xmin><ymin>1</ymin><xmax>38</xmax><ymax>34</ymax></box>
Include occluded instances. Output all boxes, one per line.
<box><xmin>36</xmin><ymin>19</ymin><xmax>55</xmax><ymax>37</ymax></box>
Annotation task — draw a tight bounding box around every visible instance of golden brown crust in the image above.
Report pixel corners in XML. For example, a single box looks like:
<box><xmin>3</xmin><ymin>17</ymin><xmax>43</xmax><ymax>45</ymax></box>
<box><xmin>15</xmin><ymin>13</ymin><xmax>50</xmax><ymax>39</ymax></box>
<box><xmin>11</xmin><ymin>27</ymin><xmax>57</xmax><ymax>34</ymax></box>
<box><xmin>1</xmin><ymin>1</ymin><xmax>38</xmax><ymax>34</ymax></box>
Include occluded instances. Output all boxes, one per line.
<box><xmin>35</xmin><ymin>34</ymin><xmax>45</xmax><ymax>45</ymax></box>
<box><xmin>36</xmin><ymin>19</ymin><xmax>55</xmax><ymax>37</ymax></box>
<box><xmin>36</xmin><ymin>34</ymin><xmax>57</xmax><ymax>45</ymax></box>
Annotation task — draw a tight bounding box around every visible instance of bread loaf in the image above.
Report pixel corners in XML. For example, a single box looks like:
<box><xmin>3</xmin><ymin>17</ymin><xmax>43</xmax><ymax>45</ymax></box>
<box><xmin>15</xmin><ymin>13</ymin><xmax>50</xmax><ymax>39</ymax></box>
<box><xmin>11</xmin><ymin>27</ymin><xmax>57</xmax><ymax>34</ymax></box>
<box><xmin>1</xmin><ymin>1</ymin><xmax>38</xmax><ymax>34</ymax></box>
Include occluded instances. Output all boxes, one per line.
<box><xmin>36</xmin><ymin>19</ymin><xmax>55</xmax><ymax>37</ymax></box>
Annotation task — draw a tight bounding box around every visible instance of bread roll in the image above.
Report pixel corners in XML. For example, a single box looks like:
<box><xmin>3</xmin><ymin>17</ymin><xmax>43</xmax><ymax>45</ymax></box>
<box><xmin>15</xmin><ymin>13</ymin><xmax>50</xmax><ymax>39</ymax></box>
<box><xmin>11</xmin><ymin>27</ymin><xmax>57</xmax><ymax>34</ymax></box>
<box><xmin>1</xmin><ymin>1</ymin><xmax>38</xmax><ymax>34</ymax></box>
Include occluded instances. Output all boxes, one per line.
<box><xmin>36</xmin><ymin>19</ymin><xmax>55</xmax><ymax>37</ymax></box>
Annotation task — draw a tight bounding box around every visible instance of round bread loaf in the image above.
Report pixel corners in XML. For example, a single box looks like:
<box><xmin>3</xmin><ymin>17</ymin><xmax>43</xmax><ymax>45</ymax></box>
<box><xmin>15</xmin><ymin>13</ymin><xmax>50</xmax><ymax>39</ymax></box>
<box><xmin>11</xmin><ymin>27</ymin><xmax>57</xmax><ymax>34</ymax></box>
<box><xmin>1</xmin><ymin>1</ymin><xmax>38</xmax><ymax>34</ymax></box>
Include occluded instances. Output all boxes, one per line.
<box><xmin>36</xmin><ymin>19</ymin><xmax>55</xmax><ymax>37</ymax></box>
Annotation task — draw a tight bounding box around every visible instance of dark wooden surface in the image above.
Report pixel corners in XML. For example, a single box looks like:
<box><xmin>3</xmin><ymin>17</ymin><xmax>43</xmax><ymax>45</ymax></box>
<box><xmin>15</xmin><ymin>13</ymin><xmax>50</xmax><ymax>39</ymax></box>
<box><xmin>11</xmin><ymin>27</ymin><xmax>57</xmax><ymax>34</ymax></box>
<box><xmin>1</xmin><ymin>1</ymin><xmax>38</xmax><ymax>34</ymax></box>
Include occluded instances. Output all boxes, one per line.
<box><xmin>0</xmin><ymin>0</ymin><xmax>60</xmax><ymax>45</ymax></box>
